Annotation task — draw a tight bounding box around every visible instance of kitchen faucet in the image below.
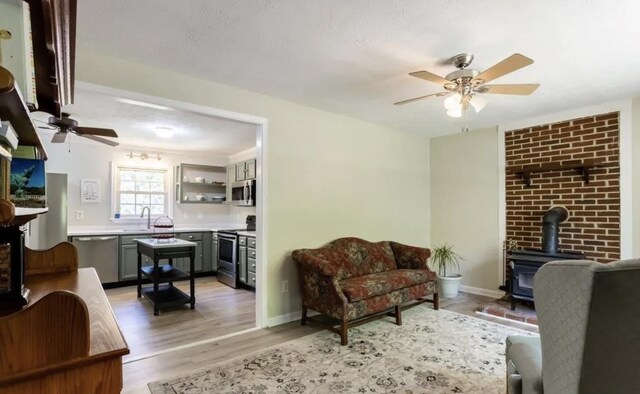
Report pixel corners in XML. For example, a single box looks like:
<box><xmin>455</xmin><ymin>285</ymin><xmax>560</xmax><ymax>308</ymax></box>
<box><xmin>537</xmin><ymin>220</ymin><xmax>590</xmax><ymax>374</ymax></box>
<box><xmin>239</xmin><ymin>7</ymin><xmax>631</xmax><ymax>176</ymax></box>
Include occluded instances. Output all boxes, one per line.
<box><xmin>140</xmin><ymin>206</ymin><xmax>151</xmax><ymax>229</ymax></box>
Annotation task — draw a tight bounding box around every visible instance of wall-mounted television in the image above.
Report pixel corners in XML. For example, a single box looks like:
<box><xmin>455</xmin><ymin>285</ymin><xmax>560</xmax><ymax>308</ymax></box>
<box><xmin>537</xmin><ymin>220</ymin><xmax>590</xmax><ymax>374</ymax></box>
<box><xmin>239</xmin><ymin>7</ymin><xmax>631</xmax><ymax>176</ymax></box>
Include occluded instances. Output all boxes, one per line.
<box><xmin>10</xmin><ymin>157</ymin><xmax>45</xmax><ymax>208</ymax></box>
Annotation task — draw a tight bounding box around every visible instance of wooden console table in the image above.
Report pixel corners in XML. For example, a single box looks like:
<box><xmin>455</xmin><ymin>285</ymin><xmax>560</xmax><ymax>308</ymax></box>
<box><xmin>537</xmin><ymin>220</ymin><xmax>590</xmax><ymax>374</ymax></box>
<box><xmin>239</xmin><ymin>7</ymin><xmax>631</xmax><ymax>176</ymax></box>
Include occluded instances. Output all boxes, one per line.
<box><xmin>0</xmin><ymin>267</ymin><xmax>130</xmax><ymax>393</ymax></box>
<box><xmin>136</xmin><ymin>238</ymin><xmax>196</xmax><ymax>316</ymax></box>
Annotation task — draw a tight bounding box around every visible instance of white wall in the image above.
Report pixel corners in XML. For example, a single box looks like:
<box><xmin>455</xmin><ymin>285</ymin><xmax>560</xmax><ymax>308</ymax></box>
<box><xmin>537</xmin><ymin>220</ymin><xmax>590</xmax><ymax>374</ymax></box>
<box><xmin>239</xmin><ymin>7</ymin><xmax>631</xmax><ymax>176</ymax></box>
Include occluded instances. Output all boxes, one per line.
<box><xmin>430</xmin><ymin>127</ymin><xmax>501</xmax><ymax>295</ymax></box>
<box><xmin>42</xmin><ymin>139</ymin><xmax>253</xmax><ymax>228</ymax></box>
<box><xmin>74</xmin><ymin>50</ymin><xmax>431</xmax><ymax>322</ymax></box>
<box><xmin>429</xmin><ymin>100</ymin><xmax>637</xmax><ymax>296</ymax></box>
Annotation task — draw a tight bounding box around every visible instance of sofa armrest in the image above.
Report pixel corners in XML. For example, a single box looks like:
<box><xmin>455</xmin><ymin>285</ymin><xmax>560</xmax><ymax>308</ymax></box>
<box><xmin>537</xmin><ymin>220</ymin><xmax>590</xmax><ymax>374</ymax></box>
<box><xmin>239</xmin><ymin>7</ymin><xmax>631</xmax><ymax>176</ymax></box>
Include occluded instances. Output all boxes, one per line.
<box><xmin>292</xmin><ymin>250</ymin><xmax>348</xmax><ymax>320</ymax></box>
<box><xmin>389</xmin><ymin>242</ymin><xmax>432</xmax><ymax>271</ymax></box>
<box><xmin>292</xmin><ymin>251</ymin><xmax>339</xmax><ymax>277</ymax></box>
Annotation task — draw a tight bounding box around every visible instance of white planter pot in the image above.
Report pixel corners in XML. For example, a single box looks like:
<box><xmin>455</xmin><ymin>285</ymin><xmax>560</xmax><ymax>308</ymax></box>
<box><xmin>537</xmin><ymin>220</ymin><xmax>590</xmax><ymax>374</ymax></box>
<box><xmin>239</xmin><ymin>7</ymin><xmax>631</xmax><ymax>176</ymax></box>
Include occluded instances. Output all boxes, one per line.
<box><xmin>437</xmin><ymin>274</ymin><xmax>463</xmax><ymax>299</ymax></box>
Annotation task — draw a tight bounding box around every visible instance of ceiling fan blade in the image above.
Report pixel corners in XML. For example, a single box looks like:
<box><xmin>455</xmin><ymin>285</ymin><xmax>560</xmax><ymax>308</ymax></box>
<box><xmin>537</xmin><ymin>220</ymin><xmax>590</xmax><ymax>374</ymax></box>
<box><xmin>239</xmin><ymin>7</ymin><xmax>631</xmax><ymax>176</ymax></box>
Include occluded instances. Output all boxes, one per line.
<box><xmin>481</xmin><ymin>83</ymin><xmax>540</xmax><ymax>95</ymax></box>
<box><xmin>408</xmin><ymin>70</ymin><xmax>451</xmax><ymax>85</ymax></box>
<box><xmin>75</xmin><ymin>127</ymin><xmax>118</xmax><ymax>138</ymax></box>
<box><xmin>39</xmin><ymin>125</ymin><xmax>57</xmax><ymax>130</ymax></box>
<box><xmin>473</xmin><ymin>54</ymin><xmax>534</xmax><ymax>84</ymax></box>
<box><xmin>394</xmin><ymin>92</ymin><xmax>449</xmax><ymax>106</ymax></box>
<box><xmin>51</xmin><ymin>132</ymin><xmax>67</xmax><ymax>143</ymax></box>
<box><xmin>78</xmin><ymin>134</ymin><xmax>119</xmax><ymax>147</ymax></box>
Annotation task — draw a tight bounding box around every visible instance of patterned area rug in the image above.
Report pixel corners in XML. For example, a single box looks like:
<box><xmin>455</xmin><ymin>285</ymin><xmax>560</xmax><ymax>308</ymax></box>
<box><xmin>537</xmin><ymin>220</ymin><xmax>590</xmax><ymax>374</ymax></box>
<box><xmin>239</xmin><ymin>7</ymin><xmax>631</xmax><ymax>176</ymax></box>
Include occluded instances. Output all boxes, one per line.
<box><xmin>148</xmin><ymin>307</ymin><xmax>535</xmax><ymax>393</ymax></box>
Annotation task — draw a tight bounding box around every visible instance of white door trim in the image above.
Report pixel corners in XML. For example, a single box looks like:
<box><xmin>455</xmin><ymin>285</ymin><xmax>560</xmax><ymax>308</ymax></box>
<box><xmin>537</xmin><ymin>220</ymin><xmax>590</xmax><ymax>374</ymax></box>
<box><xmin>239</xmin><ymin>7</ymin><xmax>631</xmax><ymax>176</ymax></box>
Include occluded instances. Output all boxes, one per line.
<box><xmin>74</xmin><ymin>81</ymin><xmax>269</xmax><ymax>328</ymax></box>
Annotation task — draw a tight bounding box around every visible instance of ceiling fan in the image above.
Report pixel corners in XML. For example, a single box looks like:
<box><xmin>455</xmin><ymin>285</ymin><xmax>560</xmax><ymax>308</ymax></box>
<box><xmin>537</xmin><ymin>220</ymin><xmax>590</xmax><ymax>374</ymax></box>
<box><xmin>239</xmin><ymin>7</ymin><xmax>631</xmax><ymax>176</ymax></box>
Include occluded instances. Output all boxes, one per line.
<box><xmin>394</xmin><ymin>53</ymin><xmax>539</xmax><ymax>117</ymax></box>
<box><xmin>36</xmin><ymin>112</ymin><xmax>119</xmax><ymax>147</ymax></box>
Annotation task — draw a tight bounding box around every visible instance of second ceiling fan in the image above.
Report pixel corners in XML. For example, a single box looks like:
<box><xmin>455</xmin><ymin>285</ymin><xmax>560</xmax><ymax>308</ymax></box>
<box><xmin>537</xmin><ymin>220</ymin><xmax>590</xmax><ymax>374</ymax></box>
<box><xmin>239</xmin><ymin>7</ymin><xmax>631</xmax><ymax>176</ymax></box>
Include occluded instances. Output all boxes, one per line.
<box><xmin>394</xmin><ymin>53</ymin><xmax>539</xmax><ymax>117</ymax></box>
<box><xmin>37</xmin><ymin>112</ymin><xmax>119</xmax><ymax>147</ymax></box>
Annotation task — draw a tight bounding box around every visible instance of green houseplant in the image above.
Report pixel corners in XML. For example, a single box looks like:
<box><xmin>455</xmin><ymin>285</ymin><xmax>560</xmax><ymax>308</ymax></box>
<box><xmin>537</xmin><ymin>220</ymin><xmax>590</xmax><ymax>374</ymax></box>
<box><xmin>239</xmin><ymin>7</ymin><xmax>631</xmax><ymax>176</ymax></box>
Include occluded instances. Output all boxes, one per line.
<box><xmin>430</xmin><ymin>244</ymin><xmax>463</xmax><ymax>298</ymax></box>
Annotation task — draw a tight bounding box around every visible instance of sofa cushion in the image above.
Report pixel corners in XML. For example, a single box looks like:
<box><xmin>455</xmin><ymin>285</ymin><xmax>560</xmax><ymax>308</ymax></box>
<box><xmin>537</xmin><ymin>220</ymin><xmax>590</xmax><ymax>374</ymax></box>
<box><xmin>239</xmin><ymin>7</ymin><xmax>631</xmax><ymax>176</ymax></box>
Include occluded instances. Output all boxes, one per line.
<box><xmin>340</xmin><ymin>269</ymin><xmax>435</xmax><ymax>302</ymax></box>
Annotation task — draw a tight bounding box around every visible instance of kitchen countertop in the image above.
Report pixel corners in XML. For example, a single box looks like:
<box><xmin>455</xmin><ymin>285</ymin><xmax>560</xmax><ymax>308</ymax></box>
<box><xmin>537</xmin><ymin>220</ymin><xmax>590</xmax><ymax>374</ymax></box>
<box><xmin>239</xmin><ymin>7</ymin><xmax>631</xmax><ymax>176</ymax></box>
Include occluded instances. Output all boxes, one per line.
<box><xmin>68</xmin><ymin>224</ymin><xmax>247</xmax><ymax>237</ymax></box>
<box><xmin>237</xmin><ymin>231</ymin><xmax>256</xmax><ymax>237</ymax></box>
<box><xmin>134</xmin><ymin>238</ymin><xmax>197</xmax><ymax>249</ymax></box>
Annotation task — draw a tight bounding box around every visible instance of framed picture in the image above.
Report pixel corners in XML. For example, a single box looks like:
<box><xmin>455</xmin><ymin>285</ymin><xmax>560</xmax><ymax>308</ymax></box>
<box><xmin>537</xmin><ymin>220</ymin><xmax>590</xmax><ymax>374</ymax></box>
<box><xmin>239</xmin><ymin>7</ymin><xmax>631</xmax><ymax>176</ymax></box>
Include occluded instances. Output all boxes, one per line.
<box><xmin>10</xmin><ymin>157</ymin><xmax>46</xmax><ymax>208</ymax></box>
<box><xmin>81</xmin><ymin>178</ymin><xmax>100</xmax><ymax>203</ymax></box>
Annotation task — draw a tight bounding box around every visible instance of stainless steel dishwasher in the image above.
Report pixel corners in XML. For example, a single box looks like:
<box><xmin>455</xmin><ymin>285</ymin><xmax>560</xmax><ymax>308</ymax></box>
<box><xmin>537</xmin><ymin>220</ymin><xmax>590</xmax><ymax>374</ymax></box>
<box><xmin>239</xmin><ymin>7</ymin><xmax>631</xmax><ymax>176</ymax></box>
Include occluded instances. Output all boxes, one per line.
<box><xmin>71</xmin><ymin>235</ymin><xmax>119</xmax><ymax>283</ymax></box>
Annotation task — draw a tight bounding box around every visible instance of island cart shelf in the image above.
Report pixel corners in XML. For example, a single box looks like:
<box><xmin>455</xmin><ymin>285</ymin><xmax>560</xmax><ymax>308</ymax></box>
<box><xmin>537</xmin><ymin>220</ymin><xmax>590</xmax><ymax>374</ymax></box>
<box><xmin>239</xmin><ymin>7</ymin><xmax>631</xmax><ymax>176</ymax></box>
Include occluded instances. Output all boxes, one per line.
<box><xmin>135</xmin><ymin>238</ymin><xmax>197</xmax><ymax>315</ymax></box>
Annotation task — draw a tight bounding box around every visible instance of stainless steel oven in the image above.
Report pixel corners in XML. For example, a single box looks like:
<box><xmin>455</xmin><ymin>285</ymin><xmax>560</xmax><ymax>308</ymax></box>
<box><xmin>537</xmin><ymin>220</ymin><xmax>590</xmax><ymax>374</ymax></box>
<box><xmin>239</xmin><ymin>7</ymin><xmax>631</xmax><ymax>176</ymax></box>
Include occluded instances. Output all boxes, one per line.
<box><xmin>217</xmin><ymin>232</ymin><xmax>239</xmax><ymax>288</ymax></box>
<box><xmin>229</xmin><ymin>180</ymin><xmax>256</xmax><ymax>206</ymax></box>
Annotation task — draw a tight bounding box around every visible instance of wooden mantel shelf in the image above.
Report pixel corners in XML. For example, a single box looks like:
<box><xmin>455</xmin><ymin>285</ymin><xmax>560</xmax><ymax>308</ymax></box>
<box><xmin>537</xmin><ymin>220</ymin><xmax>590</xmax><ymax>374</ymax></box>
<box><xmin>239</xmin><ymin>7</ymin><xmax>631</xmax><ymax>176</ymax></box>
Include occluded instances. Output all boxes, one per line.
<box><xmin>509</xmin><ymin>159</ymin><xmax>605</xmax><ymax>187</ymax></box>
<box><xmin>0</xmin><ymin>67</ymin><xmax>48</xmax><ymax>160</ymax></box>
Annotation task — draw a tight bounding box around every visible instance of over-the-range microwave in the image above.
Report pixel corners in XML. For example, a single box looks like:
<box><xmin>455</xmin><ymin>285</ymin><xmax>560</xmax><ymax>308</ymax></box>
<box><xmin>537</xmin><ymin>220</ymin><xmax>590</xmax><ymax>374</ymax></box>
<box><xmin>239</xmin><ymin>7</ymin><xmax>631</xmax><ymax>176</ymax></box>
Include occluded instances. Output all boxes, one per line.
<box><xmin>227</xmin><ymin>179</ymin><xmax>256</xmax><ymax>206</ymax></box>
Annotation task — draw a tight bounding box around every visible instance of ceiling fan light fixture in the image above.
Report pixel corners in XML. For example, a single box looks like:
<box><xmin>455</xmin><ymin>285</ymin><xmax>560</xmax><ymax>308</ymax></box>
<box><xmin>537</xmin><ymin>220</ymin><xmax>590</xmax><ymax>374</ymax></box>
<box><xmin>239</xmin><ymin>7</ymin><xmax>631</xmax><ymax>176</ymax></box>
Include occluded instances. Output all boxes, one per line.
<box><xmin>443</xmin><ymin>93</ymin><xmax>462</xmax><ymax>111</ymax></box>
<box><xmin>446</xmin><ymin>108</ymin><xmax>462</xmax><ymax>118</ymax></box>
<box><xmin>470</xmin><ymin>95</ymin><xmax>487</xmax><ymax>113</ymax></box>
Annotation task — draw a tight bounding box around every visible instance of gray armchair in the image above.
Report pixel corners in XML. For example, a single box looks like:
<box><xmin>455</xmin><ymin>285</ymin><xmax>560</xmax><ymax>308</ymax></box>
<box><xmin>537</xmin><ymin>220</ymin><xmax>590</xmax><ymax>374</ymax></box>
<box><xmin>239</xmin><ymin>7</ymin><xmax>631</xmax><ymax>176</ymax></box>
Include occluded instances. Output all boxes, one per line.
<box><xmin>506</xmin><ymin>259</ymin><xmax>640</xmax><ymax>394</ymax></box>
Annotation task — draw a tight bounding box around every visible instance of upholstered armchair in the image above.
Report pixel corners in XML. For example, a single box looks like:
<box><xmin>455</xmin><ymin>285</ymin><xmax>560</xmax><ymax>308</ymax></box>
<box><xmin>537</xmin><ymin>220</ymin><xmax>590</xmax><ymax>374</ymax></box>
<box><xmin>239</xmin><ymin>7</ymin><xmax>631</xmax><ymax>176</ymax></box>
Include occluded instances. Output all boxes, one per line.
<box><xmin>506</xmin><ymin>259</ymin><xmax>640</xmax><ymax>394</ymax></box>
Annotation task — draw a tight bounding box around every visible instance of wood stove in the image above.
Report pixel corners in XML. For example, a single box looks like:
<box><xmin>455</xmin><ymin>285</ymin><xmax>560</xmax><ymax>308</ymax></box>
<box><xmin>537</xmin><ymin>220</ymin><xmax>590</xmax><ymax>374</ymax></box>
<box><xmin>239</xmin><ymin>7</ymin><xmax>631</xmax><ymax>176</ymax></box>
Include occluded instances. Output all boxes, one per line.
<box><xmin>509</xmin><ymin>248</ymin><xmax>584</xmax><ymax>310</ymax></box>
<box><xmin>508</xmin><ymin>206</ymin><xmax>585</xmax><ymax>310</ymax></box>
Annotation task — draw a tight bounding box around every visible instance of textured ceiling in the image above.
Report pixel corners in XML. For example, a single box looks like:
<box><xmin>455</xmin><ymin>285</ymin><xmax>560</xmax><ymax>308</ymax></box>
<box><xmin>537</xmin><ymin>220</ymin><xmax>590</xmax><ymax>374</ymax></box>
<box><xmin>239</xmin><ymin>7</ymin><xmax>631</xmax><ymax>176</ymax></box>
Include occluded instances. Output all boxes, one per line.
<box><xmin>76</xmin><ymin>0</ymin><xmax>640</xmax><ymax>136</ymax></box>
<box><xmin>37</xmin><ymin>89</ymin><xmax>257</xmax><ymax>155</ymax></box>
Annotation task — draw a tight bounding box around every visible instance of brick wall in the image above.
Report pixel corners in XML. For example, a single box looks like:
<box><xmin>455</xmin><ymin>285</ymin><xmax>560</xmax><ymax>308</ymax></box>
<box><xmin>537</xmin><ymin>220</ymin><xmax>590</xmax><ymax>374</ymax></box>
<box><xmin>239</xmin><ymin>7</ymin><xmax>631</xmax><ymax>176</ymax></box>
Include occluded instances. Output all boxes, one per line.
<box><xmin>505</xmin><ymin>112</ymin><xmax>620</xmax><ymax>262</ymax></box>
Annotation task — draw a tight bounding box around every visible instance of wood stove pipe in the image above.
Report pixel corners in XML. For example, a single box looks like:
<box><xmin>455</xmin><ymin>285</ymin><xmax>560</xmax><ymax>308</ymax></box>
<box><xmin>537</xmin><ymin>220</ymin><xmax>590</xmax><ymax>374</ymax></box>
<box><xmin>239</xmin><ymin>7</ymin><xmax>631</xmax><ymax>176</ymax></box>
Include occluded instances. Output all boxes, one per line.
<box><xmin>541</xmin><ymin>206</ymin><xmax>569</xmax><ymax>254</ymax></box>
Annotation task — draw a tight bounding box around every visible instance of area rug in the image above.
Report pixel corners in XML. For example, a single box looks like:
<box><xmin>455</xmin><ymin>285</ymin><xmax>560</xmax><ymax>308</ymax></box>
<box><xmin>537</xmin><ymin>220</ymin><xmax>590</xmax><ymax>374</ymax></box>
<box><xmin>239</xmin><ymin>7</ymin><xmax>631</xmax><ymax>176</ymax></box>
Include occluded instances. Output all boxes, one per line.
<box><xmin>148</xmin><ymin>307</ymin><xmax>536</xmax><ymax>393</ymax></box>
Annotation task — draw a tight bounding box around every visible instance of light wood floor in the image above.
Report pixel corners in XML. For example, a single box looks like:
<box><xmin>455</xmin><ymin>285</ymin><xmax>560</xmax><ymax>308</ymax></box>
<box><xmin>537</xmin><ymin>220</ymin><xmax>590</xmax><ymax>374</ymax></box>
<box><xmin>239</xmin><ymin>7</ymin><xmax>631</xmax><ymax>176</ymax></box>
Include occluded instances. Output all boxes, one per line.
<box><xmin>106</xmin><ymin>277</ymin><xmax>256</xmax><ymax>362</ymax></box>
<box><xmin>116</xmin><ymin>288</ymin><xmax>537</xmax><ymax>393</ymax></box>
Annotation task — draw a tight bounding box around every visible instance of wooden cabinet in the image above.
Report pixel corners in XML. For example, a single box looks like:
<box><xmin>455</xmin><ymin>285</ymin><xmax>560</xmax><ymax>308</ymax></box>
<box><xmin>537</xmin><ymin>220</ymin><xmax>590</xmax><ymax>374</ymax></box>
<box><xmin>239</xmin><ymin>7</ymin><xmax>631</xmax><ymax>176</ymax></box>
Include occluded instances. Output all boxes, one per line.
<box><xmin>175</xmin><ymin>163</ymin><xmax>227</xmax><ymax>204</ymax></box>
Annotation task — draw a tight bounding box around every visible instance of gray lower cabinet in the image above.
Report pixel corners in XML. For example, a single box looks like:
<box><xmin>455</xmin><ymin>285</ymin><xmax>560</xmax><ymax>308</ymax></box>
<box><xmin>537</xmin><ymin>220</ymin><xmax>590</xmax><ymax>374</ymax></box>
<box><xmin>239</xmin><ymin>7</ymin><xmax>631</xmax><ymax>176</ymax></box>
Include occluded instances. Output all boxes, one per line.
<box><xmin>120</xmin><ymin>241</ymin><xmax>153</xmax><ymax>281</ymax></box>
<box><xmin>239</xmin><ymin>240</ymin><xmax>248</xmax><ymax>284</ymax></box>
<box><xmin>239</xmin><ymin>235</ymin><xmax>256</xmax><ymax>288</ymax></box>
<box><xmin>175</xmin><ymin>232</ymin><xmax>203</xmax><ymax>273</ymax></box>
<box><xmin>211</xmin><ymin>232</ymin><xmax>218</xmax><ymax>272</ymax></box>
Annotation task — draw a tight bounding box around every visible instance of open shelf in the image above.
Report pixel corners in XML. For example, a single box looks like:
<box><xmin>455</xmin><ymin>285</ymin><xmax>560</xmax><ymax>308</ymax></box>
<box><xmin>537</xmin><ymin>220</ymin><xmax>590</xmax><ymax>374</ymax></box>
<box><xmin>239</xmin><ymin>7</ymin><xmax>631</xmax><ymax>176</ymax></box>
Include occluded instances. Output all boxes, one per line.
<box><xmin>140</xmin><ymin>264</ymin><xmax>190</xmax><ymax>283</ymax></box>
<box><xmin>141</xmin><ymin>285</ymin><xmax>190</xmax><ymax>310</ymax></box>
<box><xmin>0</xmin><ymin>67</ymin><xmax>48</xmax><ymax>160</ymax></box>
<box><xmin>174</xmin><ymin>163</ymin><xmax>227</xmax><ymax>204</ymax></box>
<box><xmin>509</xmin><ymin>159</ymin><xmax>605</xmax><ymax>187</ymax></box>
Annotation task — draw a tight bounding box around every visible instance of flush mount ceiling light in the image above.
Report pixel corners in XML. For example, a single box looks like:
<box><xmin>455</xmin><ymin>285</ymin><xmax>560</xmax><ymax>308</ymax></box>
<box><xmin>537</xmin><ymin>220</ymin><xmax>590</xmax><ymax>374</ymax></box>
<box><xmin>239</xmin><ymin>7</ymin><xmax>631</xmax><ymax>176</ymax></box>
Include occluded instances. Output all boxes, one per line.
<box><xmin>155</xmin><ymin>126</ymin><xmax>174</xmax><ymax>139</ymax></box>
<box><xmin>117</xmin><ymin>98</ymin><xmax>173</xmax><ymax>111</ymax></box>
<box><xmin>394</xmin><ymin>53</ymin><xmax>539</xmax><ymax>118</ymax></box>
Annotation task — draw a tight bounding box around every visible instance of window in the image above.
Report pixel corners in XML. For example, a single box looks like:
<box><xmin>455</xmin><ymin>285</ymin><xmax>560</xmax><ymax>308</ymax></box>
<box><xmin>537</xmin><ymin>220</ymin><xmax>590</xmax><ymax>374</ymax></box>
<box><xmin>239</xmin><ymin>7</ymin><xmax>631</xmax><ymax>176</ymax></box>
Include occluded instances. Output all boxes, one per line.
<box><xmin>114</xmin><ymin>166</ymin><xmax>168</xmax><ymax>217</ymax></box>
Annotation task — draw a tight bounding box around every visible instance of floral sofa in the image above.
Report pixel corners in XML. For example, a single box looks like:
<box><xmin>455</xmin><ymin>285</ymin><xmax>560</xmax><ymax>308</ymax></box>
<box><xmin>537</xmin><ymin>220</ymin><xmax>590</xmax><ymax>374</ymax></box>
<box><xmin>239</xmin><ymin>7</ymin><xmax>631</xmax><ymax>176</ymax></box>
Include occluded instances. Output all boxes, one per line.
<box><xmin>292</xmin><ymin>237</ymin><xmax>438</xmax><ymax>345</ymax></box>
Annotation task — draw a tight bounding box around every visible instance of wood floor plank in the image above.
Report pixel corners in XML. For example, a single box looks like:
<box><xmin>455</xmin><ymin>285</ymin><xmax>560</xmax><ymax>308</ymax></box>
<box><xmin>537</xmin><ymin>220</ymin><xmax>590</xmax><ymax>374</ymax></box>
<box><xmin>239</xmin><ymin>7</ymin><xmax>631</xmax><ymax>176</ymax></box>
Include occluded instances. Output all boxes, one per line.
<box><xmin>119</xmin><ymin>290</ymin><xmax>535</xmax><ymax>393</ymax></box>
<box><xmin>106</xmin><ymin>277</ymin><xmax>256</xmax><ymax>361</ymax></box>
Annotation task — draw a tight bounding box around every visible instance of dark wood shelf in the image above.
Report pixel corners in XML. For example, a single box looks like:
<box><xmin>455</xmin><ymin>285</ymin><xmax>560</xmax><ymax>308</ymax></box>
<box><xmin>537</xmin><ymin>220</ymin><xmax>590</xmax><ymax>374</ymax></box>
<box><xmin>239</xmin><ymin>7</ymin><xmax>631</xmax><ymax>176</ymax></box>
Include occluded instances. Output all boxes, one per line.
<box><xmin>509</xmin><ymin>159</ymin><xmax>605</xmax><ymax>187</ymax></box>
<box><xmin>141</xmin><ymin>285</ymin><xmax>190</xmax><ymax>310</ymax></box>
<box><xmin>0</xmin><ymin>67</ymin><xmax>48</xmax><ymax>159</ymax></box>
<box><xmin>140</xmin><ymin>264</ymin><xmax>190</xmax><ymax>283</ymax></box>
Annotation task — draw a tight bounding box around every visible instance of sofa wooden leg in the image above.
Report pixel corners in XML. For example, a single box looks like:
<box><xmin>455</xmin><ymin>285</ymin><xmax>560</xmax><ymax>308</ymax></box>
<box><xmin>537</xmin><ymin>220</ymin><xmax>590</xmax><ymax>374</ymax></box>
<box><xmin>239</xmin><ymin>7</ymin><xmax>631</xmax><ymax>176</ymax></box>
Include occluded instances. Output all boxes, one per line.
<box><xmin>301</xmin><ymin>306</ymin><xmax>307</xmax><ymax>326</ymax></box>
<box><xmin>395</xmin><ymin>305</ymin><xmax>402</xmax><ymax>326</ymax></box>
<box><xmin>340</xmin><ymin>320</ymin><xmax>348</xmax><ymax>346</ymax></box>
<box><xmin>433</xmin><ymin>293</ymin><xmax>440</xmax><ymax>310</ymax></box>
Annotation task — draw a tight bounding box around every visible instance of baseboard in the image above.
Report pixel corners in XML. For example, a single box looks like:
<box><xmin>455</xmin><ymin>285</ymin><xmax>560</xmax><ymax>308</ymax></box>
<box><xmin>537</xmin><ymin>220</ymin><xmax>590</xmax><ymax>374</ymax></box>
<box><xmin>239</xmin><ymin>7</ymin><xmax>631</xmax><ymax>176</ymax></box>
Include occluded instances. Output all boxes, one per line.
<box><xmin>267</xmin><ymin>309</ymin><xmax>319</xmax><ymax>327</ymax></box>
<box><xmin>459</xmin><ymin>285</ymin><xmax>505</xmax><ymax>299</ymax></box>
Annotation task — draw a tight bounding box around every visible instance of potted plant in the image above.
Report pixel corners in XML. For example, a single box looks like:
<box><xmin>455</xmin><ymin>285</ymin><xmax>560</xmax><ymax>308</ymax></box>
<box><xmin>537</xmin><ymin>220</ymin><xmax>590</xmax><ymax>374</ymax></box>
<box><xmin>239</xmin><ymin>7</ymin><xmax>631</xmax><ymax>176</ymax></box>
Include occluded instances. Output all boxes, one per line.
<box><xmin>430</xmin><ymin>244</ymin><xmax>463</xmax><ymax>298</ymax></box>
